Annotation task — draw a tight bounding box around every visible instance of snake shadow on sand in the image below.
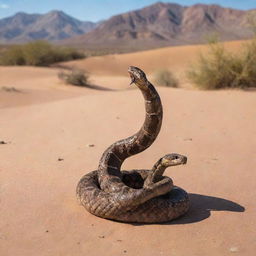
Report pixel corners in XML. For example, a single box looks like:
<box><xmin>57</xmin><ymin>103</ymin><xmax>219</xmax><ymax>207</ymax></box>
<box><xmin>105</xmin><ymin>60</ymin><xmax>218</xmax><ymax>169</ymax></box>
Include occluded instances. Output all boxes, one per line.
<box><xmin>172</xmin><ymin>193</ymin><xmax>245</xmax><ymax>224</ymax></box>
<box><xmin>133</xmin><ymin>193</ymin><xmax>245</xmax><ymax>226</ymax></box>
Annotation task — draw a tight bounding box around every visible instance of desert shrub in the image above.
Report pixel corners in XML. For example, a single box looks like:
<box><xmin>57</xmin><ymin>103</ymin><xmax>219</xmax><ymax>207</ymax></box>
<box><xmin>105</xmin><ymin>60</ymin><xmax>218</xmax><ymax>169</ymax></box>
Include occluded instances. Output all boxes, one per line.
<box><xmin>0</xmin><ymin>45</ymin><xmax>25</xmax><ymax>65</ymax></box>
<box><xmin>237</xmin><ymin>40</ymin><xmax>256</xmax><ymax>87</ymax></box>
<box><xmin>0</xmin><ymin>41</ymin><xmax>85</xmax><ymax>66</ymax></box>
<box><xmin>154</xmin><ymin>69</ymin><xmax>179</xmax><ymax>88</ymax></box>
<box><xmin>187</xmin><ymin>40</ymin><xmax>256</xmax><ymax>89</ymax></box>
<box><xmin>22</xmin><ymin>41</ymin><xmax>55</xmax><ymax>66</ymax></box>
<box><xmin>58</xmin><ymin>68</ymin><xmax>90</xmax><ymax>87</ymax></box>
<box><xmin>57</xmin><ymin>47</ymin><xmax>85</xmax><ymax>61</ymax></box>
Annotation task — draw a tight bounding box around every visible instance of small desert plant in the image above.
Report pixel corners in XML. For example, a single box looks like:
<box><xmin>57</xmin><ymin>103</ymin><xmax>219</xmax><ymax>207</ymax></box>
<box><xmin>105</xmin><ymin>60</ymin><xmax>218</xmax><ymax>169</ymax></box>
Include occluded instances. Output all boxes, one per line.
<box><xmin>0</xmin><ymin>41</ymin><xmax>85</xmax><ymax>66</ymax></box>
<box><xmin>154</xmin><ymin>69</ymin><xmax>179</xmax><ymax>88</ymax></box>
<box><xmin>58</xmin><ymin>68</ymin><xmax>90</xmax><ymax>87</ymax></box>
<box><xmin>187</xmin><ymin>40</ymin><xmax>256</xmax><ymax>89</ymax></box>
<box><xmin>1</xmin><ymin>86</ymin><xmax>21</xmax><ymax>93</ymax></box>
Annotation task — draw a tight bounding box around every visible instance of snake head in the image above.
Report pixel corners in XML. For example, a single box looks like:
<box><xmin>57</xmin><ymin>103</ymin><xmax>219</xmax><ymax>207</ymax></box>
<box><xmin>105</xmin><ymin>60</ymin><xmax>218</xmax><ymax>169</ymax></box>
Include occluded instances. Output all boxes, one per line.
<box><xmin>128</xmin><ymin>66</ymin><xmax>148</xmax><ymax>88</ymax></box>
<box><xmin>161</xmin><ymin>153</ymin><xmax>187</xmax><ymax>167</ymax></box>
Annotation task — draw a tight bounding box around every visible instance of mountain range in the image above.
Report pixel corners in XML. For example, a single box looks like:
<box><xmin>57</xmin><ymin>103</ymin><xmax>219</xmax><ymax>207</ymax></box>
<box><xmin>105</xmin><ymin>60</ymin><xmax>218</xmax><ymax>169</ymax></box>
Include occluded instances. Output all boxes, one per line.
<box><xmin>0</xmin><ymin>2</ymin><xmax>255</xmax><ymax>52</ymax></box>
<box><xmin>64</xmin><ymin>2</ymin><xmax>254</xmax><ymax>51</ymax></box>
<box><xmin>0</xmin><ymin>10</ymin><xmax>97</xmax><ymax>44</ymax></box>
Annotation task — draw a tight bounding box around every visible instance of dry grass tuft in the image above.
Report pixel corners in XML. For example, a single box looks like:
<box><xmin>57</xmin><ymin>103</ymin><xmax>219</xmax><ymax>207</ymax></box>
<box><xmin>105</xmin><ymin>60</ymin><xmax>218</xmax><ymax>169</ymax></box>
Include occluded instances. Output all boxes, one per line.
<box><xmin>154</xmin><ymin>69</ymin><xmax>179</xmax><ymax>88</ymax></box>
<box><xmin>58</xmin><ymin>68</ymin><xmax>90</xmax><ymax>87</ymax></box>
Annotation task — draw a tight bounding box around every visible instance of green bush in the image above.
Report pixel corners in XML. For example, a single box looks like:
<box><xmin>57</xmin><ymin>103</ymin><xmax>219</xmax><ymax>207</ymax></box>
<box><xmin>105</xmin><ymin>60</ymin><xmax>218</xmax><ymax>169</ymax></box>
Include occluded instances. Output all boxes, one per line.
<box><xmin>154</xmin><ymin>69</ymin><xmax>179</xmax><ymax>88</ymax></box>
<box><xmin>0</xmin><ymin>45</ymin><xmax>25</xmax><ymax>65</ymax></box>
<box><xmin>237</xmin><ymin>40</ymin><xmax>256</xmax><ymax>87</ymax></box>
<box><xmin>58</xmin><ymin>68</ymin><xmax>90</xmax><ymax>87</ymax></box>
<box><xmin>22</xmin><ymin>41</ymin><xmax>54</xmax><ymax>66</ymax></box>
<box><xmin>0</xmin><ymin>41</ymin><xmax>85</xmax><ymax>66</ymax></box>
<box><xmin>187</xmin><ymin>40</ymin><xmax>256</xmax><ymax>89</ymax></box>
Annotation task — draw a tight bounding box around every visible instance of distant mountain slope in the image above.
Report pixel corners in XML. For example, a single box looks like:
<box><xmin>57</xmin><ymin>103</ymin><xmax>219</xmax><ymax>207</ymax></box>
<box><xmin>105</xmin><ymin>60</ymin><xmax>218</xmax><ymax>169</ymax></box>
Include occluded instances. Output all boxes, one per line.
<box><xmin>62</xmin><ymin>2</ymin><xmax>254</xmax><ymax>51</ymax></box>
<box><xmin>0</xmin><ymin>11</ymin><xmax>97</xmax><ymax>43</ymax></box>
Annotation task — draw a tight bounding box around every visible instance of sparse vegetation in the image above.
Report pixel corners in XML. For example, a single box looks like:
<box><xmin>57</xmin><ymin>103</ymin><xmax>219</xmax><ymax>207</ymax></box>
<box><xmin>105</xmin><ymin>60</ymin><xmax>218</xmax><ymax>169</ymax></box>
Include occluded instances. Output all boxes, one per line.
<box><xmin>187</xmin><ymin>39</ymin><xmax>256</xmax><ymax>89</ymax></box>
<box><xmin>58</xmin><ymin>68</ymin><xmax>90</xmax><ymax>87</ymax></box>
<box><xmin>0</xmin><ymin>41</ymin><xmax>85</xmax><ymax>66</ymax></box>
<box><xmin>154</xmin><ymin>69</ymin><xmax>179</xmax><ymax>88</ymax></box>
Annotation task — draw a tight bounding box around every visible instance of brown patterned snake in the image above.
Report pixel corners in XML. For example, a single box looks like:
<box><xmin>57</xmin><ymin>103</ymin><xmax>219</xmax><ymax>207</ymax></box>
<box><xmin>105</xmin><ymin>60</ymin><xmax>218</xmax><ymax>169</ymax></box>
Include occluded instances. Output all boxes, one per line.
<box><xmin>76</xmin><ymin>66</ymin><xmax>189</xmax><ymax>223</ymax></box>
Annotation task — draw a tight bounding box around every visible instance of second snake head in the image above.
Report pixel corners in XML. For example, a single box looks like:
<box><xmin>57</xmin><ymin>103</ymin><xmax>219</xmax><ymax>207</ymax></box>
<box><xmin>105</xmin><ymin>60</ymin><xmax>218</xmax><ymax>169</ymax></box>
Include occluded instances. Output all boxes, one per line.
<box><xmin>160</xmin><ymin>153</ymin><xmax>187</xmax><ymax>167</ymax></box>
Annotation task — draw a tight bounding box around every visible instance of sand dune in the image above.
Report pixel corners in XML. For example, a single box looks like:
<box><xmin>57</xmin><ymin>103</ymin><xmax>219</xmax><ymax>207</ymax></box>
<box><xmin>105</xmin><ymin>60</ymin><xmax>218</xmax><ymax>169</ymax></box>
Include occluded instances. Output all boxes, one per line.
<box><xmin>62</xmin><ymin>40</ymin><xmax>246</xmax><ymax>79</ymax></box>
<box><xmin>59</xmin><ymin>40</ymin><xmax>247</xmax><ymax>90</ymax></box>
<box><xmin>0</xmin><ymin>66</ymin><xmax>119</xmax><ymax>108</ymax></box>
<box><xmin>1</xmin><ymin>41</ymin><xmax>256</xmax><ymax>255</ymax></box>
<box><xmin>0</xmin><ymin>40</ymin><xmax>247</xmax><ymax>106</ymax></box>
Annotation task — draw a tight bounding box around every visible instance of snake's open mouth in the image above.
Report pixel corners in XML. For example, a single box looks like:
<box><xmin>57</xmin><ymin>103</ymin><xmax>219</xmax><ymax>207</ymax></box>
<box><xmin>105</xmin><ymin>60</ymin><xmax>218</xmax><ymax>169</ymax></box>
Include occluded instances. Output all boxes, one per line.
<box><xmin>128</xmin><ymin>73</ymin><xmax>135</xmax><ymax>85</ymax></box>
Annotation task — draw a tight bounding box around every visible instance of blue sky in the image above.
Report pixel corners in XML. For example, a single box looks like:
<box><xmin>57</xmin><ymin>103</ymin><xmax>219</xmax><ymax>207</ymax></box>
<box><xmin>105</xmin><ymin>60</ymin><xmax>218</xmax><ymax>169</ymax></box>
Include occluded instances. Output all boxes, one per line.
<box><xmin>0</xmin><ymin>0</ymin><xmax>256</xmax><ymax>21</ymax></box>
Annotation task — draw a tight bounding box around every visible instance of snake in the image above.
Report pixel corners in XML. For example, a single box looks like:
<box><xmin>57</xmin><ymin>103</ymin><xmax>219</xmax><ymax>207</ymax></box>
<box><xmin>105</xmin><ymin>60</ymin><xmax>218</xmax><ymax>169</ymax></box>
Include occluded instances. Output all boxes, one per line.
<box><xmin>76</xmin><ymin>66</ymin><xmax>189</xmax><ymax>223</ymax></box>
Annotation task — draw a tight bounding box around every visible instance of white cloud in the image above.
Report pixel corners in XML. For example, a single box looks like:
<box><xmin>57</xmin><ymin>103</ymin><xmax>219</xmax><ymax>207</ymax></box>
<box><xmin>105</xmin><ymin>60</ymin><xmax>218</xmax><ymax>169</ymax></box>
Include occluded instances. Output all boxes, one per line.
<box><xmin>0</xmin><ymin>4</ymin><xmax>9</xmax><ymax>9</ymax></box>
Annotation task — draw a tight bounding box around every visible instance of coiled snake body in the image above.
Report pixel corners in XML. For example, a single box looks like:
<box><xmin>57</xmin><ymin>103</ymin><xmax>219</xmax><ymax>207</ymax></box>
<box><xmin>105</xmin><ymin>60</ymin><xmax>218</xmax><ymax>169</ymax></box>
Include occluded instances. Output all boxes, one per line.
<box><xmin>76</xmin><ymin>66</ymin><xmax>189</xmax><ymax>223</ymax></box>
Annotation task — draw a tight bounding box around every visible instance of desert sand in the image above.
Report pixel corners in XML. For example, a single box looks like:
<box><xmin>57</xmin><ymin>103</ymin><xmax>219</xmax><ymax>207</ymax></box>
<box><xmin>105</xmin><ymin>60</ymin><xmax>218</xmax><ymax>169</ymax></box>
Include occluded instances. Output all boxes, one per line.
<box><xmin>62</xmin><ymin>40</ymin><xmax>245</xmax><ymax>82</ymax></box>
<box><xmin>1</xmin><ymin>41</ymin><xmax>256</xmax><ymax>256</ymax></box>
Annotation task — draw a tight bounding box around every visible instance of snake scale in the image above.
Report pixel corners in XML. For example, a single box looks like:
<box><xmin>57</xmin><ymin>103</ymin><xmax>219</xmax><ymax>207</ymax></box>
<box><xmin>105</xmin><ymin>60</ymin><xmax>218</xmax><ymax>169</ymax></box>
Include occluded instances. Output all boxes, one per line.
<box><xmin>76</xmin><ymin>66</ymin><xmax>189</xmax><ymax>223</ymax></box>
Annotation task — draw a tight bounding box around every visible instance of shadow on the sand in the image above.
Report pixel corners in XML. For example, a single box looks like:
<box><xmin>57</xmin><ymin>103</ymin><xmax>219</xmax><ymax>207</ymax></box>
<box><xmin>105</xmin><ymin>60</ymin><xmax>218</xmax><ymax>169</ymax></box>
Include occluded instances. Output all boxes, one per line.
<box><xmin>171</xmin><ymin>193</ymin><xmax>245</xmax><ymax>225</ymax></box>
<box><xmin>132</xmin><ymin>193</ymin><xmax>245</xmax><ymax>226</ymax></box>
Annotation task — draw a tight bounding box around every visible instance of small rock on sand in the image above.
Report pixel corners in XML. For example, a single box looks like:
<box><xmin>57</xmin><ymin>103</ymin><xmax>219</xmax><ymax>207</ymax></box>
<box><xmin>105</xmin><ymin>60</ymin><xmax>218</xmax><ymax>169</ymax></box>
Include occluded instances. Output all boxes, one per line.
<box><xmin>229</xmin><ymin>247</ymin><xmax>239</xmax><ymax>253</ymax></box>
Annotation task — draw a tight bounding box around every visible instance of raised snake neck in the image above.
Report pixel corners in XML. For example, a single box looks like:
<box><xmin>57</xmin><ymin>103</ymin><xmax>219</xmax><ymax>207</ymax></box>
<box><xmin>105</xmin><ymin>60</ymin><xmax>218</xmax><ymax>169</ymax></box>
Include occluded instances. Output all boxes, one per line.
<box><xmin>98</xmin><ymin>76</ymin><xmax>163</xmax><ymax>192</ymax></box>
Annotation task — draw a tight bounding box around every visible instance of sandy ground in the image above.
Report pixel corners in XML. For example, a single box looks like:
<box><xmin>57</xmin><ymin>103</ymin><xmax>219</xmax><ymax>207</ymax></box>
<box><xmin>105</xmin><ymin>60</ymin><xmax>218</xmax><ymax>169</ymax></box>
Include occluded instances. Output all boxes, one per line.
<box><xmin>0</xmin><ymin>66</ymin><xmax>127</xmax><ymax>108</ymax></box>
<box><xmin>1</xmin><ymin>41</ymin><xmax>256</xmax><ymax>256</ymax></box>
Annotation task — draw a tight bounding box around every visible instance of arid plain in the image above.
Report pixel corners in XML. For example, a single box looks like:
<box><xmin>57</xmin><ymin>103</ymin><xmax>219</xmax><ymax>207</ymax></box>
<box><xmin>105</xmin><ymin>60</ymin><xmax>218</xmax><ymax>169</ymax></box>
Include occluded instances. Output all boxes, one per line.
<box><xmin>1</xmin><ymin>41</ymin><xmax>256</xmax><ymax>256</ymax></box>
